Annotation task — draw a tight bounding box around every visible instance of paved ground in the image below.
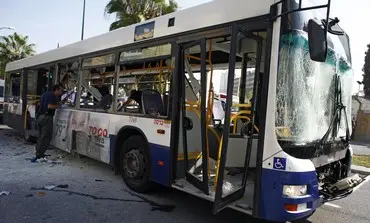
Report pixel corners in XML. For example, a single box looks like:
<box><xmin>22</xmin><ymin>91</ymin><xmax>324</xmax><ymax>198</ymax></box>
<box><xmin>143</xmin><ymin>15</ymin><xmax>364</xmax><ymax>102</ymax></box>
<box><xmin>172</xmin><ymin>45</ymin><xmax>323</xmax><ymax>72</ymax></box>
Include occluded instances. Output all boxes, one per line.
<box><xmin>304</xmin><ymin>176</ymin><xmax>370</xmax><ymax>223</ymax></box>
<box><xmin>0</xmin><ymin>125</ymin><xmax>369</xmax><ymax>223</ymax></box>
<box><xmin>351</xmin><ymin>143</ymin><xmax>370</xmax><ymax>156</ymax></box>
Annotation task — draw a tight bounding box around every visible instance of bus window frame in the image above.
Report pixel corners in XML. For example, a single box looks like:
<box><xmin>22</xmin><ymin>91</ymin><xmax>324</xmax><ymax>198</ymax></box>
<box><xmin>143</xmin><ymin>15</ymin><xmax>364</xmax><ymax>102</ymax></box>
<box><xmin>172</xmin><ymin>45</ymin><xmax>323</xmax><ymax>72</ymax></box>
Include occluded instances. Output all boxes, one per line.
<box><xmin>55</xmin><ymin>59</ymin><xmax>81</xmax><ymax>109</ymax></box>
<box><xmin>81</xmin><ymin>52</ymin><xmax>116</xmax><ymax>70</ymax></box>
<box><xmin>119</xmin><ymin>43</ymin><xmax>172</xmax><ymax>63</ymax></box>
<box><xmin>115</xmin><ymin>42</ymin><xmax>174</xmax><ymax>119</ymax></box>
<box><xmin>77</xmin><ymin>64</ymin><xmax>115</xmax><ymax>112</ymax></box>
<box><xmin>6</xmin><ymin>71</ymin><xmax>23</xmax><ymax>103</ymax></box>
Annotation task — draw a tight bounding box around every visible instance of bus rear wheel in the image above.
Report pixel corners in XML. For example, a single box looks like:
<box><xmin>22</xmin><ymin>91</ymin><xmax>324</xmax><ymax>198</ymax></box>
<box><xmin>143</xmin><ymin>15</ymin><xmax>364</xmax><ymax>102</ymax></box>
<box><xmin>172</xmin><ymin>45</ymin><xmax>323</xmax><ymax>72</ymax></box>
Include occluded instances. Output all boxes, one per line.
<box><xmin>120</xmin><ymin>135</ymin><xmax>152</xmax><ymax>193</ymax></box>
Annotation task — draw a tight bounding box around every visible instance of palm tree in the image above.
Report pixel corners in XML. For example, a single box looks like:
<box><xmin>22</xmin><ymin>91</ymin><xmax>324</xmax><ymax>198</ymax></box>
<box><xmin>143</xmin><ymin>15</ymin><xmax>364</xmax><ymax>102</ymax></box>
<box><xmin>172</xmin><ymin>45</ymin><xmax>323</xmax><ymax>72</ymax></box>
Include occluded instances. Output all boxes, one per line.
<box><xmin>105</xmin><ymin>0</ymin><xmax>179</xmax><ymax>31</ymax></box>
<box><xmin>0</xmin><ymin>32</ymin><xmax>36</xmax><ymax>77</ymax></box>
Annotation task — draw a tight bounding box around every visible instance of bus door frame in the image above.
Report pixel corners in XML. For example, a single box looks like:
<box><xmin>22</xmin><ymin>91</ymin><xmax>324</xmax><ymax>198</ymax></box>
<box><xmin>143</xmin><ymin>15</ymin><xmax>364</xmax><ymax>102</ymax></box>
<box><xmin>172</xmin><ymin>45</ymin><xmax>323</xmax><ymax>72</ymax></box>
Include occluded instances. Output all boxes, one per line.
<box><xmin>177</xmin><ymin>38</ymin><xmax>210</xmax><ymax>195</ymax></box>
<box><xmin>212</xmin><ymin>24</ymin><xmax>263</xmax><ymax>214</ymax></box>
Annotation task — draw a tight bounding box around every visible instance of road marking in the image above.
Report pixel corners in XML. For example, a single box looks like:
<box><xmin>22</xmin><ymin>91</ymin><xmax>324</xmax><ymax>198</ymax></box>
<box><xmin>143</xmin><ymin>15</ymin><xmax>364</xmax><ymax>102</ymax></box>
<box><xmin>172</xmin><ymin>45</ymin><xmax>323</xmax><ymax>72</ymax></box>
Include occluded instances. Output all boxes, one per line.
<box><xmin>352</xmin><ymin>175</ymin><xmax>370</xmax><ymax>192</ymax></box>
<box><xmin>324</xmin><ymin>202</ymin><xmax>341</xmax><ymax>208</ymax></box>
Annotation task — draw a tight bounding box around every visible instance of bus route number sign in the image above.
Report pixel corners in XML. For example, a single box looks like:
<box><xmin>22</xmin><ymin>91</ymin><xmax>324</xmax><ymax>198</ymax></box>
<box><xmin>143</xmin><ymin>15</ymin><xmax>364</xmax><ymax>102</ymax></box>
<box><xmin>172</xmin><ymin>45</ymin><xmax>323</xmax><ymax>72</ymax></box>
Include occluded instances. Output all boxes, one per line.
<box><xmin>153</xmin><ymin>119</ymin><xmax>164</xmax><ymax>126</ymax></box>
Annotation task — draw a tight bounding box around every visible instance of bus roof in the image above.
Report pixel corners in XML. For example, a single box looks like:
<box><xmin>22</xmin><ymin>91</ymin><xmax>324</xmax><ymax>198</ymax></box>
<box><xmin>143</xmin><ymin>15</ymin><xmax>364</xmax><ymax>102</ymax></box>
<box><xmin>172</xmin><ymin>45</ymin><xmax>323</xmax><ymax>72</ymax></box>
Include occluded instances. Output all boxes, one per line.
<box><xmin>5</xmin><ymin>0</ymin><xmax>274</xmax><ymax>72</ymax></box>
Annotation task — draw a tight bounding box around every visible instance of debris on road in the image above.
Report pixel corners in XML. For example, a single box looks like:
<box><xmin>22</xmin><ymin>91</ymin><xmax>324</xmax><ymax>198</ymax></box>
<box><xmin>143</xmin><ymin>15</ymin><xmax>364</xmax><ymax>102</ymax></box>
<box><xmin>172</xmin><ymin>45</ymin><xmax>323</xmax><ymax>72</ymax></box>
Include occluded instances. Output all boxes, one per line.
<box><xmin>25</xmin><ymin>157</ymin><xmax>65</xmax><ymax>165</ymax></box>
<box><xmin>42</xmin><ymin>184</ymin><xmax>69</xmax><ymax>190</ymax></box>
<box><xmin>48</xmin><ymin>160</ymin><xmax>64</xmax><ymax>165</ymax></box>
<box><xmin>37</xmin><ymin>192</ymin><xmax>46</xmax><ymax>196</ymax></box>
<box><xmin>95</xmin><ymin>179</ymin><xmax>105</xmax><ymax>182</ymax></box>
<box><xmin>44</xmin><ymin>185</ymin><xmax>56</xmax><ymax>190</ymax></box>
<box><xmin>25</xmin><ymin>194</ymin><xmax>33</xmax><ymax>198</ymax></box>
<box><xmin>0</xmin><ymin>191</ymin><xmax>10</xmax><ymax>196</ymax></box>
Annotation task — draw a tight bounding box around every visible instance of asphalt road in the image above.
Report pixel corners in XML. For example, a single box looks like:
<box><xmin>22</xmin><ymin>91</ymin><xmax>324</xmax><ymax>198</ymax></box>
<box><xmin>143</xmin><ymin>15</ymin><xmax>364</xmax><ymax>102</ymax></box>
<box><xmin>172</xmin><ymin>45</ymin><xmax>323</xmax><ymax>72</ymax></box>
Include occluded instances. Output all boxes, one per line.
<box><xmin>0</xmin><ymin>125</ymin><xmax>369</xmax><ymax>223</ymax></box>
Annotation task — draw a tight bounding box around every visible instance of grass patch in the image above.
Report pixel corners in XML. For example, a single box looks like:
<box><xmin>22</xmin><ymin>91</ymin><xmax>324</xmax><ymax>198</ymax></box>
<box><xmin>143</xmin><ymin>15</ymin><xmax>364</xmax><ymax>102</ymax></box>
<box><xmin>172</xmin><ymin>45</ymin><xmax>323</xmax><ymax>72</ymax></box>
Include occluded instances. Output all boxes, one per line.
<box><xmin>352</xmin><ymin>155</ymin><xmax>370</xmax><ymax>168</ymax></box>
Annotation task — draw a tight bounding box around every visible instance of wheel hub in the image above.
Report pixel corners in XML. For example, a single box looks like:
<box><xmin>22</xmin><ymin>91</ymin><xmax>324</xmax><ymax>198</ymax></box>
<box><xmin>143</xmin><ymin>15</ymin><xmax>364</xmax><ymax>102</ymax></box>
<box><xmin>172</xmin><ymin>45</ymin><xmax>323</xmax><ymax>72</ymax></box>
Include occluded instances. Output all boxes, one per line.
<box><xmin>123</xmin><ymin>149</ymin><xmax>144</xmax><ymax>179</ymax></box>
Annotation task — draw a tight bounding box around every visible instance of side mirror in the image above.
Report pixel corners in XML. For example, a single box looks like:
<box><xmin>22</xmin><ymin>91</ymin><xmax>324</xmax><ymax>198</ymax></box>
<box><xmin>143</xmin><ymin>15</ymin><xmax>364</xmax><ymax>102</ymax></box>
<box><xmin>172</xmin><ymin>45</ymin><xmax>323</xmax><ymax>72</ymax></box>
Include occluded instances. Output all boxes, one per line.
<box><xmin>308</xmin><ymin>18</ymin><xmax>327</xmax><ymax>62</ymax></box>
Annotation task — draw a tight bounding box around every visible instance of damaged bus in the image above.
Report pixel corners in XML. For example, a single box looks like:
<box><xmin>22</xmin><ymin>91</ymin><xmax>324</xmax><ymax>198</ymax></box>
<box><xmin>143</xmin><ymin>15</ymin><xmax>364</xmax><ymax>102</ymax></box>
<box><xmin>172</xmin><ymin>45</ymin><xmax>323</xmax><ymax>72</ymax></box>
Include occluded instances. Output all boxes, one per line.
<box><xmin>3</xmin><ymin>0</ymin><xmax>364</xmax><ymax>221</ymax></box>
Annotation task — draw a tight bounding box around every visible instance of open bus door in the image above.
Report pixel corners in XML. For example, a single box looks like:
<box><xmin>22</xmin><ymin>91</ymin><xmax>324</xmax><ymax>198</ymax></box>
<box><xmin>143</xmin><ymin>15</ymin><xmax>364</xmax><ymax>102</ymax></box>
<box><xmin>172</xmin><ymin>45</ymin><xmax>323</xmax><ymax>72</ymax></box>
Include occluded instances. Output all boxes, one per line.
<box><xmin>212</xmin><ymin>24</ymin><xmax>263</xmax><ymax>214</ymax></box>
<box><xmin>179</xmin><ymin>38</ymin><xmax>210</xmax><ymax>195</ymax></box>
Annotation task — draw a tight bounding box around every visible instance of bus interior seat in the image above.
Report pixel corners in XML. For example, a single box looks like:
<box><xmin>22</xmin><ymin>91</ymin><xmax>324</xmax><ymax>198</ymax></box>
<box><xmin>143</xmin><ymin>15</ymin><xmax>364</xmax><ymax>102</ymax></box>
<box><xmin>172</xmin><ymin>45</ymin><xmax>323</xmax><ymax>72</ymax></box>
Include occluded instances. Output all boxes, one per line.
<box><xmin>141</xmin><ymin>89</ymin><xmax>164</xmax><ymax>116</ymax></box>
<box><xmin>97</xmin><ymin>94</ymin><xmax>113</xmax><ymax>110</ymax></box>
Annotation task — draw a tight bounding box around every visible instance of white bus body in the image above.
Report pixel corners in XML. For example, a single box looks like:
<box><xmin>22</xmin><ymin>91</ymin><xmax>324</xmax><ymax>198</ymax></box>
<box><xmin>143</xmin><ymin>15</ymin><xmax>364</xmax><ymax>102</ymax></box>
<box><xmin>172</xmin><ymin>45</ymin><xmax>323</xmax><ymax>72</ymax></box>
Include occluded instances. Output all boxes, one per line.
<box><xmin>3</xmin><ymin>0</ymin><xmax>359</xmax><ymax>222</ymax></box>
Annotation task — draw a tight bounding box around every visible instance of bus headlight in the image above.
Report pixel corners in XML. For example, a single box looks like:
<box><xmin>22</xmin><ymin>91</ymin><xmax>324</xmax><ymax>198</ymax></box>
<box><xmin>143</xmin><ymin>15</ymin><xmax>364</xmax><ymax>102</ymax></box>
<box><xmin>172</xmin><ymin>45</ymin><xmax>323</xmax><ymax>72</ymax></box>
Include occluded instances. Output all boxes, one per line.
<box><xmin>283</xmin><ymin>185</ymin><xmax>307</xmax><ymax>197</ymax></box>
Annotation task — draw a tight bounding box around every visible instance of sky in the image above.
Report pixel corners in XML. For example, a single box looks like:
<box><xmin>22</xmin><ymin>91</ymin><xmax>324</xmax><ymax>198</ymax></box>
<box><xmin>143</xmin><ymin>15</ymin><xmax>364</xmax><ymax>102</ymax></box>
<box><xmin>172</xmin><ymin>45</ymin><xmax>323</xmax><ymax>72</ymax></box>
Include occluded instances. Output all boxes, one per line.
<box><xmin>0</xmin><ymin>0</ymin><xmax>368</xmax><ymax>93</ymax></box>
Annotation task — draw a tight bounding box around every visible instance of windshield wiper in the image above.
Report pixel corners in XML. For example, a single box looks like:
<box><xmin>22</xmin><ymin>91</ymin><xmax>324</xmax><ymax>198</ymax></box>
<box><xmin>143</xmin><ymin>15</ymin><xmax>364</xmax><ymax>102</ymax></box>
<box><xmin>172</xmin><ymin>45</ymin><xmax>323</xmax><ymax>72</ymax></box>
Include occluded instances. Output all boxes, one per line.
<box><xmin>315</xmin><ymin>75</ymin><xmax>350</xmax><ymax>155</ymax></box>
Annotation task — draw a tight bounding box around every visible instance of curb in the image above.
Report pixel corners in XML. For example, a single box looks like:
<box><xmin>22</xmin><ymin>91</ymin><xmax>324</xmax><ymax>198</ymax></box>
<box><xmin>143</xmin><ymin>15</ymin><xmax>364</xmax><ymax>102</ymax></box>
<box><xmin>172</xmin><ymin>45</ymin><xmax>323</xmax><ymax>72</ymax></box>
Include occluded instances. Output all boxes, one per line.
<box><xmin>351</xmin><ymin>165</ymin><xmax>370</xmax><ymax>175</ymax></box>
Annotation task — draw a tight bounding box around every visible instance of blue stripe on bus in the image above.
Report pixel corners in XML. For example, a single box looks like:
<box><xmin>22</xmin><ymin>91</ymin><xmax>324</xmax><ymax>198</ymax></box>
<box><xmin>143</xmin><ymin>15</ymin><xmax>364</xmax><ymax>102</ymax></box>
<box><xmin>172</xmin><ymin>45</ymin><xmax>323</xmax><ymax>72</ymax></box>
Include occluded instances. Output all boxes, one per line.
<box><xmin>109</xmin><ymin>134</ymin><xmax>117</xmax><ymax>165</ymax></box>
<box><xmin>149</xmin><ymin>143</ymin><xmax>170</xmax><ymax>187</ymax></box>
<box><xmin>259</xmin><ymin>168</ymin><xmax>320</xmax><ymax>222</ymax></box>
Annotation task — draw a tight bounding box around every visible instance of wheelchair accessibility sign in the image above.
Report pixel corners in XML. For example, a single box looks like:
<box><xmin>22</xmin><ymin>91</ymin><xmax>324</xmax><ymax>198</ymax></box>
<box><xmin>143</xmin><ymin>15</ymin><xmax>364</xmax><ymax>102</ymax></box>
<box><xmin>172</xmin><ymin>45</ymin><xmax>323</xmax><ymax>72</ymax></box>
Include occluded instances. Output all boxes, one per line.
<box><xmin>273</xmin><ymin>157</ymin><xmax>286</xmax><ymax>170</ymax></box>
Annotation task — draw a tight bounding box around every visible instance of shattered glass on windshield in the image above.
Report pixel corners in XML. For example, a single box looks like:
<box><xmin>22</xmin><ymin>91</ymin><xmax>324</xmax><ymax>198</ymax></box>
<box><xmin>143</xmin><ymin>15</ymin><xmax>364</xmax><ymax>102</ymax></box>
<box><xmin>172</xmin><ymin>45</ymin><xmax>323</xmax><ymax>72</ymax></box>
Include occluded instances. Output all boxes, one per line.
<box><xmin>276</xmin><ymin>31</ymin><xmax>352</xmax><ymax>145</ymax></box>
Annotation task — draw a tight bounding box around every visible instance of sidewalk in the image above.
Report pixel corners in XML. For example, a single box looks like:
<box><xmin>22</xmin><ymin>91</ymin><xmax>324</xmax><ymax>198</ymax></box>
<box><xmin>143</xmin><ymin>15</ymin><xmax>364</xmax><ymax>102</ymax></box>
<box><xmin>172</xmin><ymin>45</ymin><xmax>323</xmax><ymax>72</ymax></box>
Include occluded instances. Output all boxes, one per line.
<box><xmin>352</xmin><ymin>165</ymin><xmax>370</xmax><ymax>175</ymax></box>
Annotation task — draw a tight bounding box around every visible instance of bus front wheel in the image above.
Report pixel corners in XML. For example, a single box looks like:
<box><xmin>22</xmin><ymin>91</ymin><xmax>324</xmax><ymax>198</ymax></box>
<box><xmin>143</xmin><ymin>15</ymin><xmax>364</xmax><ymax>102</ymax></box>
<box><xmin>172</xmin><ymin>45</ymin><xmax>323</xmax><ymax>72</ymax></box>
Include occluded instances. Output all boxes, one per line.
<box><xmin>120</xmin><ymin>135</ymin><xmax>152</xmax><ymax>193</ymax></box>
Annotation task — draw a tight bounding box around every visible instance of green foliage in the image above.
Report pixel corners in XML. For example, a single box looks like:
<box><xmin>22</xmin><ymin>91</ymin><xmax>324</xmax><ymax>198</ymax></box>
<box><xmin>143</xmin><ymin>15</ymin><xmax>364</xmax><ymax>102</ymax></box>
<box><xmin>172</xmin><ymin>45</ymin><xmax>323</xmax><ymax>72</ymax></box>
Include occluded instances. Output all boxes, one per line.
<box><xmin>105</xmin><ymin>0</ymin><xmax>179</xmax><ymax>31</ymax></box>
<box><xmin>363</xmin><ymin>44</ymin><xmax>370</xmax><ymax>99</ymax></box>
<box><xmin>0</xmin><ymin>32</ymin><xmax>35</xmax><ymax>77</ymax></box>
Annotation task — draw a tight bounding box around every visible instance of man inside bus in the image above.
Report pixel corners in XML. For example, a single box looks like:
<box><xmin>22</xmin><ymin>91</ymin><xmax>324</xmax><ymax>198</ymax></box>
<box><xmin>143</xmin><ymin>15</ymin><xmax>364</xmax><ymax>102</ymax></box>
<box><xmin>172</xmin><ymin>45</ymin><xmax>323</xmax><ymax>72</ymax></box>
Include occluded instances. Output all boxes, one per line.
<box><xmin>95</xmin><ymin>78</ymin><xmax>110</xmax><ymax>97</ymax></box>
<box><xmin>84</xmin><ymin>70</ymin><xmax>110</xmax><ymax>107</ymax></box>
<box><xmin>90</xmin><ymin>69</ymin><xmax>110</xmax><ymax>97</ymax></box>
<box><xmin>31</xmin><ymin>85</ymin><xmax>63</xmax><ymax>162</ymax></box>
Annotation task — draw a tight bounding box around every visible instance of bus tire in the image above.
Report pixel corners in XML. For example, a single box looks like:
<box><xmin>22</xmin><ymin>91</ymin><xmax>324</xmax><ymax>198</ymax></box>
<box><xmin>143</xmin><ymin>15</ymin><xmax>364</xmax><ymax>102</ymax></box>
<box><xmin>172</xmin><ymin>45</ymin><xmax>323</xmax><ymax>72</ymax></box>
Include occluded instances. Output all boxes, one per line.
<box><xmin>120</xmin><ymin>135</ymin><xmax>152</xmax><ymax>193</ymax></box>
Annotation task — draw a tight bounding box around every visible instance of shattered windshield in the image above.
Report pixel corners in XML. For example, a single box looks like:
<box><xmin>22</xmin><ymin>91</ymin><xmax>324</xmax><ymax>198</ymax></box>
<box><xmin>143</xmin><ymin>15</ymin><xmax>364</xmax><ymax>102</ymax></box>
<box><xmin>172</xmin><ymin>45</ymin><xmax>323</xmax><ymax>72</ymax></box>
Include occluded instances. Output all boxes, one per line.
<box><xmin>275</xmin><ymin>31</ymin><xmax>353</xmax><ymax>145</ymax></box>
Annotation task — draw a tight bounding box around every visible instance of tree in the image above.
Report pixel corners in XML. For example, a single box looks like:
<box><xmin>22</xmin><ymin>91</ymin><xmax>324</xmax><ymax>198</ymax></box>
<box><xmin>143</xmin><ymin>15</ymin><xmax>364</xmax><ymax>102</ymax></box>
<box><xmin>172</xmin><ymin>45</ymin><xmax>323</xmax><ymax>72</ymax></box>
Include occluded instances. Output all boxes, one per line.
<box><xmin>0</xmin><ymin>32</ymin><xmax>36</xmax><ymax>78</ymax></box>
<box><xmin>105</xmin><ymin>0</ymin><xmax>179</xmax><ymax>31</ymax></box>
<box><xmin>363</xmin><ymin>44</ymin><xmax>370</xmax><ymax>99</ymax></box>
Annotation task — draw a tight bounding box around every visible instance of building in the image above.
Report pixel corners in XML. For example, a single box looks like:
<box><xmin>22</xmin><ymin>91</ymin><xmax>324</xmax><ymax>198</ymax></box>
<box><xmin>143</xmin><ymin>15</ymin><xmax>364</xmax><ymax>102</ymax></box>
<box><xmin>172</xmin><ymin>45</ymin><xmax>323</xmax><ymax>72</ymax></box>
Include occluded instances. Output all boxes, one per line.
<box><xmin>219</xmin><ymin>68</ymin><xmax>255</xmax><ymax>101</ymax></box>
<box><xmin>352</xmin><ymin>95</ymin><xmax>370</xmax><ymax>142</ymax></box>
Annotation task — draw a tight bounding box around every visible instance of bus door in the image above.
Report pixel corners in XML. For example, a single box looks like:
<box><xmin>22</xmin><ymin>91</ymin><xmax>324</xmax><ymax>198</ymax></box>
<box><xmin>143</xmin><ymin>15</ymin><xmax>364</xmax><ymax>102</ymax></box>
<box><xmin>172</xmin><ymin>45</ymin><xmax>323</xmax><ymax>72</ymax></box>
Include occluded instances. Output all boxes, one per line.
<box><xmin>179</xmin><ymin>39</ymin><xmax>211</xmax><ymax>195</ymax></box>
<box><xmin>213</xmin><ymin>24</ymin><xmax>263</xmax><ymax>214</ymax></box>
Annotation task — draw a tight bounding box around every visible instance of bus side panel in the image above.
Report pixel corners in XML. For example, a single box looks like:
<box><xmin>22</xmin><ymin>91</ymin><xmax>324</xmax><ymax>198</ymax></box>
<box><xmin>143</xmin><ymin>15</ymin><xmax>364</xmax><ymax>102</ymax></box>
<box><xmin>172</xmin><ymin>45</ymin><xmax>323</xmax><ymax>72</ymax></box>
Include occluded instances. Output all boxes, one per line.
<box><xmin>51</xmin><ymin>109</ymin><xmax>172</xmax><ymax>187</ymax></box>
<box><xmin>258</xmin><ymin>168</ymin><xmax>319</xmax><ymax>222</ymax></box>
<box><xmin>258</xmin><ymin>153</ymin><xmax>320</xmax><ymax>222</ymax></box>
<box><xmin>4</xmin><ymin>102</ymin><xmax>24</xmax><ymax>132</ymax></box>
<box><xmin>149</xmin><ymin>143</ymin><xmax>170</xmax><ymax>186</ymax></box>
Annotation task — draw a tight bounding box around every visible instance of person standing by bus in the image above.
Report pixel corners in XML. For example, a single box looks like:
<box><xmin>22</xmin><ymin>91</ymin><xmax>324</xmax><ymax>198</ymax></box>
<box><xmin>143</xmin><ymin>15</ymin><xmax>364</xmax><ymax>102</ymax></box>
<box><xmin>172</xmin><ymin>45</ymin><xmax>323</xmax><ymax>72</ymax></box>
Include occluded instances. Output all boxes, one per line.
<box><xmin>31</xmin><ymin>85</ymin><xmax>63</xmax><ymax>162</ymax></box>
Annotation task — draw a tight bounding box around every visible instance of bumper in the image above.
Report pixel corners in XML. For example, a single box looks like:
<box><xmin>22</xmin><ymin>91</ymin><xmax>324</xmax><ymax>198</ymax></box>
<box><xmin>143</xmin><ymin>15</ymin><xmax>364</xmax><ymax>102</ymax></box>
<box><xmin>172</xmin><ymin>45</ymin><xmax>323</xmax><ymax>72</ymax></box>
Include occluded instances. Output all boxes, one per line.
<box><xmin>259</xmin><ymin>168</ymin><xmax>320</xmax><ymax>222</ymax></box>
